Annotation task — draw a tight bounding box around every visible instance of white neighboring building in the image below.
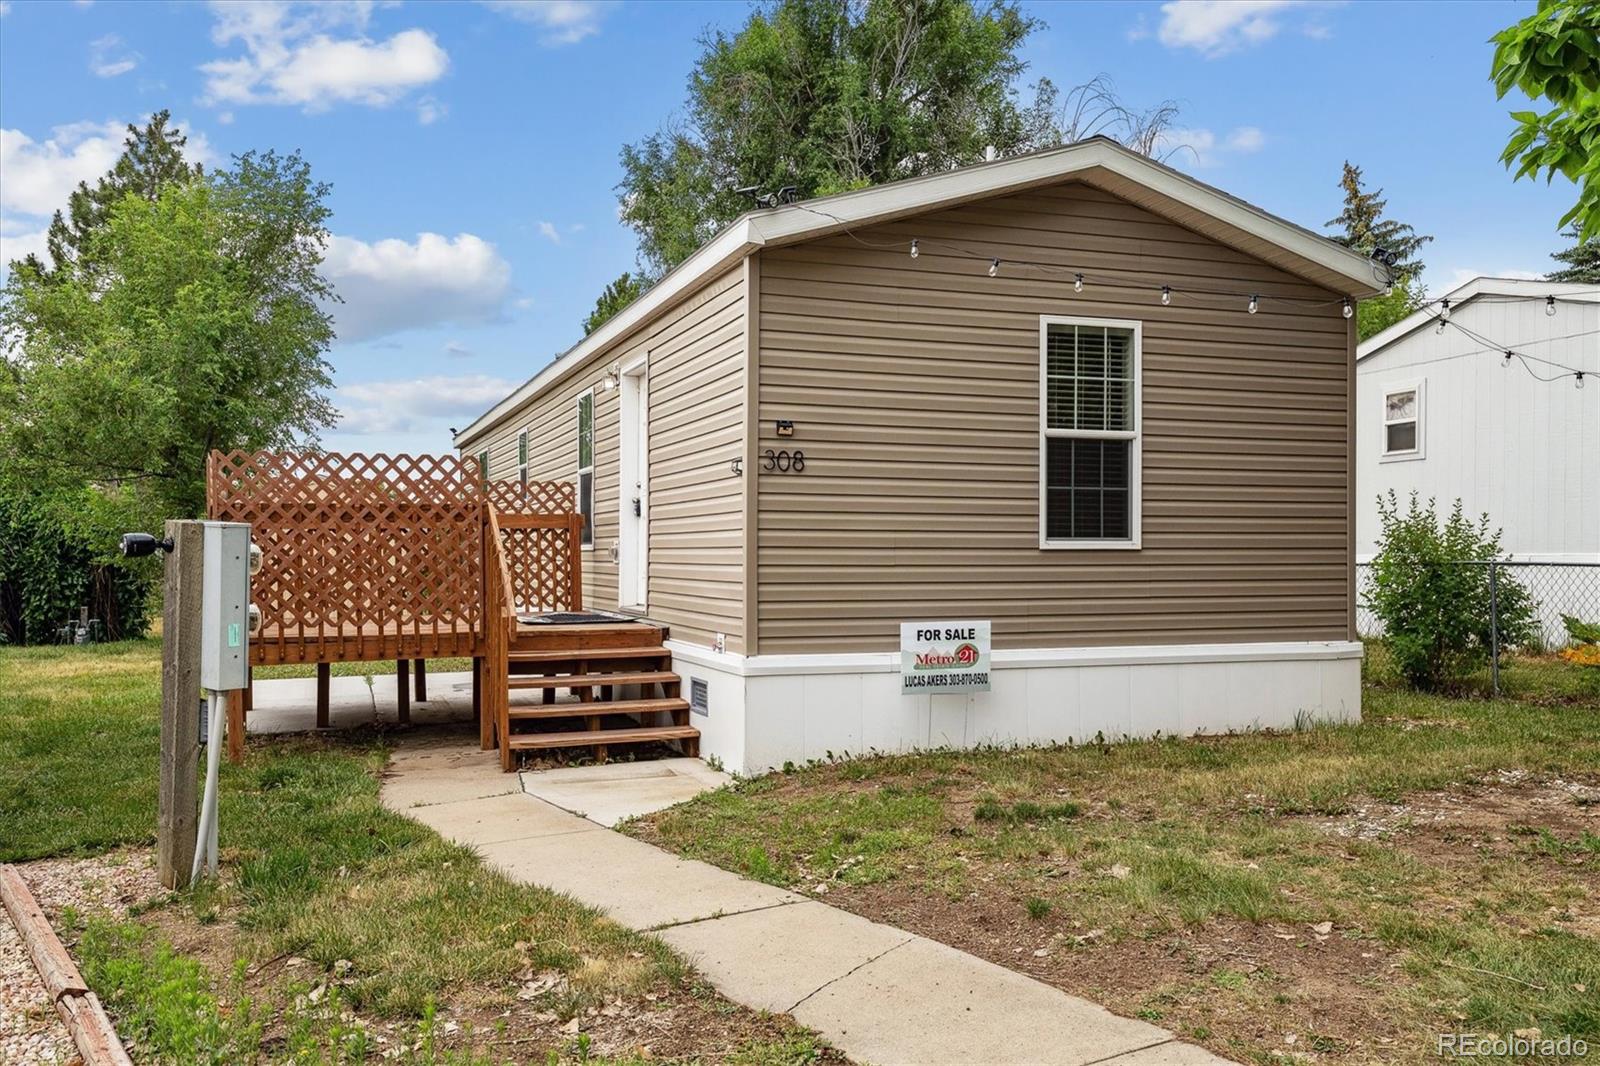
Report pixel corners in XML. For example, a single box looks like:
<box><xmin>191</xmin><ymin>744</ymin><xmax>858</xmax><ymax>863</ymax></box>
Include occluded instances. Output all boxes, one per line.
<box><xmin>1356</xmin><ymin>277</ymin><xmax>1600</xmax><ymax>564</ymax></box>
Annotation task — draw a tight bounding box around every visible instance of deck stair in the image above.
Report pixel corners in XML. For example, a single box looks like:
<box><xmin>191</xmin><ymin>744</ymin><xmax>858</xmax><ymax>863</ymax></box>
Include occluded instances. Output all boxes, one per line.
<box><xmin>496</xmin><ymin>619</ymin><xmax>699</xmax><ymax>766</ymax></box>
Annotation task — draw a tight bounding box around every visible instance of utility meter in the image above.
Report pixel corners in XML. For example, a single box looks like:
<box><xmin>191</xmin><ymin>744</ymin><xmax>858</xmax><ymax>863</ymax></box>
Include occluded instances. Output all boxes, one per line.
<box><xmin>200</xmin><ymin>521</ymin><xmax>253</xmax><ymax>691</ymax></box>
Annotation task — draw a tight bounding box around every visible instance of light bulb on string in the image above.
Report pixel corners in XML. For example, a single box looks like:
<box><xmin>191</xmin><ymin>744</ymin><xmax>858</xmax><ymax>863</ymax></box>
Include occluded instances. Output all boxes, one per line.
<box><xmin>1161</xmin><ymin>285</ymin><xmax>1171</xmax><ymax>306</ymax></box>
<box><xmin>1247</xmin><ymin>295</ymin><xmax>1258</xmax><ymax>315</ymax></box>
<box><xmin>1073</xmin><ymin>273</ymin><xmax>1083</xmax><ymax>293</ymax></box>
<box><xmin>1342</xmin><ymin>298</ymin><xmax>1353</xmax><ymax>319</ymax></box>
<box><xmin>909</xmin><ymin>239</ymin><xmax>919</xmax><ymax>259</ymax></box>
<box><xmin>1547</xmin><ymin>295</ymin><xmax>1557</xmax><ymax>317</ymax></box>
<box><xmin>1579</xmin><ymin>371</ymin><xmax>1587</xmax><ymax>390</ymax></box>
<box><xmin>1435</xmin><ymin>317</ymin><xmax>1447</xmax><ymax>335</ymax></box>
<box><xmin>1440</xmin><ymin>299</ymin><xmax>1451</xmax><ymax>320</ymax></box>
<box><xmin>1503</xmin><ymin>351</ymin><xmax>1513</xmax><ymax>369</ymax></box>
<box><xmin>989</xmin><ymin>258</ymin><xmax>999</xmax><ymax>278</ymax></box>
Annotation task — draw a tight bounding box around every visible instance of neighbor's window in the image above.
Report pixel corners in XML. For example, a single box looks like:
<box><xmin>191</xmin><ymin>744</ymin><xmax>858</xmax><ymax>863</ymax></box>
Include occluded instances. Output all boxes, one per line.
<box><xmin>517</xmin><ymin>429</ymin><xmax>529</xmax><ymax>487</ymax></box>
<box><xmin>476</xmin><ymin>449</ymin><xmax>489</xmax><ymax>484</ymax></box>
<box><xmin>1382</xmin><ymin>382</ymin><xmax>1423</xmax><ymax>460</ymax></box>
<box><xmin>1040</xmin><ymin>317</ymin><xmax>1140</xmax><ymax>547</ymax></box>
<box><xmin>576</xmin><ymin>391</ymin><xmax>594</xmax><ymax>547</ymax></box>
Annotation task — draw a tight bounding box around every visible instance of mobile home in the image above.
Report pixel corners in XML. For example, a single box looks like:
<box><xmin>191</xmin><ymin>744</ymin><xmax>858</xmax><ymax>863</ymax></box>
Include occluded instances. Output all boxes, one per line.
<box><xmin>457</xmin><ymin>137</ymin><xmax>1385</xmax><ymax>774</ymax></box>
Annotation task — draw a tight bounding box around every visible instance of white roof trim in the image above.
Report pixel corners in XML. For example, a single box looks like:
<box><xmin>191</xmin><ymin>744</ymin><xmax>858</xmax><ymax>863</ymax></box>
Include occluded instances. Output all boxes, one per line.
<box><xmin>1357</xmin><ymin>276</ymin><xmax>1600</xmax><ymax>362</ymax></box>
<box><xmin>457</xmin><ymin>137</ymin><xmax>1383</xmax><ymax>447</ymax></box>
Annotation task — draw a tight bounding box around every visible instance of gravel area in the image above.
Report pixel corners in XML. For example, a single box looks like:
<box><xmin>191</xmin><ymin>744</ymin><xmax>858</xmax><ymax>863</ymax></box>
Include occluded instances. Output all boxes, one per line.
<box><xmin>1</xmin><ymin>850</ymin><xmax>162</xmax><ymax>1066</ymax></box>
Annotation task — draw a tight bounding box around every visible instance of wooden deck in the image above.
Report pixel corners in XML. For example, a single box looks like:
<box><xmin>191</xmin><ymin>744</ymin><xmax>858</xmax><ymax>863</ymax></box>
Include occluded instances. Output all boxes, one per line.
<box><xmin>209</xmin><ymin>449</ymin><xmax>699</xmax><ymax>770</ymax></box>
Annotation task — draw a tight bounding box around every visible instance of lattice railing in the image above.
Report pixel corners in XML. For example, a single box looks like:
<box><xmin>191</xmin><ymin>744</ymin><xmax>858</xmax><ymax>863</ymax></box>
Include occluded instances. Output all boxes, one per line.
<box><xmin>207</xmin><ymin>450</ymin><xmax>580</xmax><ymax>664</ymax></box>
<box><xmin>497</xmin><ymin>513</ymin><xmax>584</xmax><ymax>615</ymax></box>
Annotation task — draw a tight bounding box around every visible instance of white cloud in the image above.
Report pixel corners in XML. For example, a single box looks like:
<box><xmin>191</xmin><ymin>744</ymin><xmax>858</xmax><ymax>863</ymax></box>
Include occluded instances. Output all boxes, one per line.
<box><xmin>479</xmin><ymin>1</ymin><xmax>614</xmax><ymax>46</ymax></box>
<box><xmin>323</xmin><ymin>231</ymin><xmax>514</xmax><ymax>342</ymax></box>
<box><xmin>201</xmin><ymin>1</ymin><xmax>448</xmax><ymax>111</ymax></box>
<box><xmin>0</xmin><ymin>223</ymin><xmax>49</xmax><ymax>274</ymax></box>
<box><xmin>336</xmin><ymin>374</ymin><xmax>516</xmax><ymax>434</ymax></box>
<box><xmin>1154</xmin><ymin>0</ymin><xmax>1330</xmax><ymax>58</ymax></box>
<box><xmin>1155</xmin><ymin>125</ymin><xmax>1265</xmax><ymax>168</ymax></box>
<box><xmin>443</xmin><ymin>339</ymin><xmax>472</xmax><ymax>358</ymax></box>
<box><xmin>0</xmin><ymin>121</ymin><xmax>126</xmax><ymax>216</ymax></box>
<box><xmin>416</xmin><ymin>95</ymin><xmax>446</xmax><ymax>125</ymax></box>
<box><xmin>537</xmin><ymin>220</ymin><xmax>560</xmax><ymax>244</ymax></box>
<box><xmin>89</xmin><ymin>33</ymin><xmax>139</xmax><ymax>77</ymax></box>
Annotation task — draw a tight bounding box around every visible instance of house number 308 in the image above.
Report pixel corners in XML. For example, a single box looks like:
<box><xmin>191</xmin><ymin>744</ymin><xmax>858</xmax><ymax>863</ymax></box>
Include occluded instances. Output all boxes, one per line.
<box><xmin>761</xmin><ymin>449</ymin><xmax>805</xmax><ymax>473</ymax></box>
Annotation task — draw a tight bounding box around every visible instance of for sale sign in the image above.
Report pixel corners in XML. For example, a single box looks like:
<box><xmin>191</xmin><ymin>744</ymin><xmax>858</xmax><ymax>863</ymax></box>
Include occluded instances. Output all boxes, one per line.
<box><xmin>900</xmin><ymin>621</ymin><xmax>991</xmax><ymax>694</ymax></box>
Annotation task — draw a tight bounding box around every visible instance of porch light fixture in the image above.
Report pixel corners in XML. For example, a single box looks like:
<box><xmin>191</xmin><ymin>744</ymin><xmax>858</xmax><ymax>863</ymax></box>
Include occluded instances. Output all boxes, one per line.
<box><xmin>601</xmin><ymin>363</ymin><xmax>621</xmax><ymax>392</ymax></box>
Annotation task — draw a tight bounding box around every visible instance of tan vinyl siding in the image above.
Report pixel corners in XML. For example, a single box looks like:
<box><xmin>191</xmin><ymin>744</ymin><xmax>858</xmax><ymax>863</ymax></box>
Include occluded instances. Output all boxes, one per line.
<box><xmin>755</xmin><ymin>180</ymin><xmax>1353</xmax><ymax>653</ymax></box>
<box><xmin>471</xmin><ymin>267</ymin><xmax>747</xmax><ymax>651</ymax></box>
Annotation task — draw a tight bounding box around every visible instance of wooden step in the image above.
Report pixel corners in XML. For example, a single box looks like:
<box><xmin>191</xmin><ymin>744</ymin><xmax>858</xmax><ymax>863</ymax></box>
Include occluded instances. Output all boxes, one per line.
<box><xmin>510</xmin><ymin>624</ymin><xmax>665</xmax><ymax>652</ymax></box>
<box><xmin>508</xmin><ymin>671</ymin><xmax>678</xmax><ymax>690</ymax></box>
<box><xmin>508</xmin><ymin>646</ymin><xmax>669</xmax><ymax>664</ymax></box>
<box><xmin>506</xmin><ymin>724</ymin><xmax>700</xmax><ymax>751</ymax></box>
<box><xmin>508</xmin><ymin>697</ymin><xmax>688</xmax><ymax>720</ymax></box>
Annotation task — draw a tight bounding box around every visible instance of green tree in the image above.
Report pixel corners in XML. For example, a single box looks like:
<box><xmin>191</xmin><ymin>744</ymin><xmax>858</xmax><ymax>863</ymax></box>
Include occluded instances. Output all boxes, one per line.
<box><xmin>26</xmin><ymin>111</ymin><xmax>204</xmax><ymax>283</ymax></box>
<box><xmin>582</xmin><ymin>272</ymin><xmax>647</xmax><ymax>335</ymax></box>
<box><xmin>1325</xmin><ymin>161</ymin><xmax>1432</xmax><ymax>281</ymax></box>
<box><xmin>617</xmin><ymin>0</ymin><xmax>1059</xmax><ymax>278</ymax></box>
<box><xmin>1354</xmin><ymin>274</ymin><xmax>1426</xmax><ymax>342</ymax></box>
<box><xmin>0</xmin><ymin>150</ymin><xmax>337</xmax><ymax>521</ymax></box>
<box><xmin>1491</xmin><ymin>0</ymin><xmax>1600</xmax><ymax>241</ymax></box>
<box><xmin>1546</xmin><ymin>225</ymin><xmax>1600</xmax><ymax>282</ymax></box>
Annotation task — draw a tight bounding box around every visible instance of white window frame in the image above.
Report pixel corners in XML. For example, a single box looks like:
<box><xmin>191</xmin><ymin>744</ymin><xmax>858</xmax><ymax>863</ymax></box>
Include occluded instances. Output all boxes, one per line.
<box><xmin>516</xmin><ymin>428</ymin><xmax>529</xmax><ymax>487</ymax></box>
<box><xmin>1038</xmin><ymin>315</ymin><xmax>1143</xmax><ymax>550</ymax></box>
<box><xmin>576</xmin><ymin>388</ymin><xmax>595</xmax><ymax>549</ymax></box>
<box><xmin>1379</xmin><ymin>379</ymin><xmax>1425</xmax><ymax>463</ymax></box>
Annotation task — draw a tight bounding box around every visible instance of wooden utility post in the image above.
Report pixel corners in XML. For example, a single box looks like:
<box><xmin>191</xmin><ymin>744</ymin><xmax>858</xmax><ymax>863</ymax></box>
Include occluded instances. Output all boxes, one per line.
<box><xmin>157</xmin><ymin>520</ymin><xmax>203</xmax><ymax>890</ymax></box>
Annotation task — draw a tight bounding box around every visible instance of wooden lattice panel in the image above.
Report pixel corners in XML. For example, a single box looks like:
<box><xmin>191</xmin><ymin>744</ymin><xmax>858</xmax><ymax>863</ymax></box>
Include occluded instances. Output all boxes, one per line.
<box><xmin>486</xmin><ymin>479</ymin><xmax>576</xmax><ymax>515</ymax></box>
<box><xmin>209</xmin><ymin>450</ymin><xmax>487</xmax><ymax>664</ymax></box>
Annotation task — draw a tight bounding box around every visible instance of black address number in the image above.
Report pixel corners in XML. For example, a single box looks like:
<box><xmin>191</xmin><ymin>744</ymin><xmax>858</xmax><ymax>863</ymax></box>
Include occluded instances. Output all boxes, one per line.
<box><xmin>761</xmin><ymin>448</ymin><xmax>805</xmax><ymax>473</ymax></box>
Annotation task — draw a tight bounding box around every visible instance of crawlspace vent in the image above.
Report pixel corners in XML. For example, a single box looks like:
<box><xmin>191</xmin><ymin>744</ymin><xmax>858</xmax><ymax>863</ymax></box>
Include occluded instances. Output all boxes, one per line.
<box><xmin>689</xmin><ymin>677</ymin><xmax>709</xmax><ymax>716</ymax></box>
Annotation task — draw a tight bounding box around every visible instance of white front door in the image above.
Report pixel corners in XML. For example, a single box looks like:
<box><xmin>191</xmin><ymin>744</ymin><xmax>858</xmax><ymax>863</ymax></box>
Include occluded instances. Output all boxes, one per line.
<box><xmin>618</xmin><ymin>360</ymin><xmax>649</xmax><ymax>609</ymax></box>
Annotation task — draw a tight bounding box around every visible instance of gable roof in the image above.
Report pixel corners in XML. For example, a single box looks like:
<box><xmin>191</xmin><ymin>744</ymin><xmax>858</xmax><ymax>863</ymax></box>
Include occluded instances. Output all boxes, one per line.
<box><xmin>1357</xmin><ymin>276</ymin><xmax>1600</xmax><ymax>363</ymax></box>
<box><xmin>457</xmin><ymin>136</ymin><xmax>1386</xmax><ymax>448</ymax></box>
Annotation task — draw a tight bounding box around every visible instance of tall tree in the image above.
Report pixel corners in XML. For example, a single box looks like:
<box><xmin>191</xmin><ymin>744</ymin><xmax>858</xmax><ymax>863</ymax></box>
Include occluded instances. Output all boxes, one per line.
<box><xmin>583</xmin><ymin>272</ymin><xmax>647</xmax><ymax>335</ymax></box>
<box><xmin>27</xmin><ymin>110</ymin><xmax>203</xmax><ymax>283</ymax></box>
<box><xmin>617</xmin><ymin>0</ymin><xmax>1060</xmax><ymax>278</ymax></box>
<box><xmin>1491</xmin><ymin>0</ymin><xmax>1600</xmax><ymax>241</ymax></box>
<box><xmin>1325</xmin><ymin>162</ymin><xmax>1432</xmax><ymax>281</ymax></box>
<box><xmin>1546</xmin><ymin>226</ymin><xmax>1600</xmax><ymax>282</ymax></box>
<box><xmin>0</xmin><ymin>150</ymin><xmax>337</xmax><ymax>520</ymax></box>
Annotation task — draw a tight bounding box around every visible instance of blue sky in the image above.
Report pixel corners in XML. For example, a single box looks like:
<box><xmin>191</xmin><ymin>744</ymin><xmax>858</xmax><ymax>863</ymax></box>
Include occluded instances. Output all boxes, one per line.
<box><xmin>0</xmin><ymin>0</ymin><xmax>1580</xmax><ymax>455</ymax></box>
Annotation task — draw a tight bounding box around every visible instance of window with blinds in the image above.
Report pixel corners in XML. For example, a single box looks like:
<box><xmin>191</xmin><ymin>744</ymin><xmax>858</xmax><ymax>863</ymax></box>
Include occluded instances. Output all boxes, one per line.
<box><xmin>1040</xmin><ymin>319</ymin><xmax>1141</xmax><ymax>547</ymax></box>
<box><xmin>576</xmin><ymin>391</ymin><xmax>594</xmax><ymax>547</ymax></box>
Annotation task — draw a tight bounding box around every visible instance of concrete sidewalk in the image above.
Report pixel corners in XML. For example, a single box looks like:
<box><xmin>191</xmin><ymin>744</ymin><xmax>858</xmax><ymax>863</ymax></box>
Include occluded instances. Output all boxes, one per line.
<box><xmin>380</xmin><ymin>743</ymin><xmax>1233</xmax><ymax>1066</ymax></box>
<box><xmin>248</xmin><ymin>670</ymin><xmax>478</xmax><ymax>734</ymax></box>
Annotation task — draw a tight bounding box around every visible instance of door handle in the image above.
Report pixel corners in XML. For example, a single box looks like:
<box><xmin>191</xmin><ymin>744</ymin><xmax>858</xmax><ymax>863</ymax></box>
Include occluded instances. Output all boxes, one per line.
<box><xmin>632</xmin><ymin>497</ymin><xmax>641</xmax><ymax>517</ymax></box>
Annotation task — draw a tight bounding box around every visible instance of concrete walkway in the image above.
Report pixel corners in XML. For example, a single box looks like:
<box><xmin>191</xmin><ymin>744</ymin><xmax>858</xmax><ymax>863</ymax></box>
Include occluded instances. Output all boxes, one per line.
<box><xmin>248</xmin><ymin>671</ymin><xmax>477</xmax><ymax>733</ymax></box>
<box><xmin>380</xmin><ymin>742</ymin><xmax>1233</xmax><ymax>1066</ymax></box>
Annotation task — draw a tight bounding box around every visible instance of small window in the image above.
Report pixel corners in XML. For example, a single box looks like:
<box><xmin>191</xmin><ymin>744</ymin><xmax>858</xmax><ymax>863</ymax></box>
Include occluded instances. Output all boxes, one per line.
<box><xmin>1040</xmin><ymin>317</ymin><xmax>1141</xmax><ymax>548</ymax></box>
<box><xmin>476</xmin><ymin>449</ymin><xmax>489</xmax><ymax>484</ymax></box>
<box><xmin>576</xmin><ymin>391</ymin><xmax>594</xmax><ymax>547</ymax></box>
<box><xmin>517</xmin><ymin>430</ymin><xmax>529</xmax><ymax>487</ymax></box>
<box><xmin>1381</xmin><ymin>382</ymin><xmax>1423</xmax><ymax>460</ymax></box>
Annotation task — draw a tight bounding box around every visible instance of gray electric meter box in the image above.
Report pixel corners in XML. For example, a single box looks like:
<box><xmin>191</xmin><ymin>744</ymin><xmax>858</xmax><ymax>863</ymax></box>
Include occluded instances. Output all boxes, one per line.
<box><xmin>200</xmin><ymin>521</ymin><xmax>253</xmax><ymax>691</ymax></box>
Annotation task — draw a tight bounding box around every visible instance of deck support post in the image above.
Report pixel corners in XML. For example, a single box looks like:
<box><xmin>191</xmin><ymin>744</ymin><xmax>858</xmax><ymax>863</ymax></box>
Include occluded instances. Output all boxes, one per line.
<box><xmin>474</xmin><ymin>658</ymin><xmax>491</xmax><ymax>750</ymax></box>
<box><xmin>158</xmin><ymin>520</ymin><xmax>203</xmax><ymax>891</ymax></box>
<box><xmin>316</xmin><ymin>663</ymin><xmax>331</xmax><ymax>729</ymax></box>
<box><xmin>396</xmin><ymin>659</ymin><xmax>411</xmax><ymax>723</ymax></box>
<box><xmin>414</xmin><ymin>658</ymin><xmax>427</xmax><ymax>702</ymax></box>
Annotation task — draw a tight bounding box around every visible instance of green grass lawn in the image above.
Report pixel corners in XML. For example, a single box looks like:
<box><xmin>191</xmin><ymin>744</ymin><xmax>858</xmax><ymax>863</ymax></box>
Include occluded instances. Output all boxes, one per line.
<box><xmin>0</xmin><ymin>641</ymin><xmax>833</xmax><ymax>1065</ymax></box>
<box><xmin>630</xmin><ymin>645</ymin><xmax>1600</xmax><ymax>1065</ymax></box>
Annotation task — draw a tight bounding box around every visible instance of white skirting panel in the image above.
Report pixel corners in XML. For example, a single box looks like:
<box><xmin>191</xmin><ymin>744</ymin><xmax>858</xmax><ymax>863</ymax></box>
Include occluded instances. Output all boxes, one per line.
<box><xmin>668</xmin><ymin>640</ymin><xmax>1363</xmax><ymax>777</ymax></box>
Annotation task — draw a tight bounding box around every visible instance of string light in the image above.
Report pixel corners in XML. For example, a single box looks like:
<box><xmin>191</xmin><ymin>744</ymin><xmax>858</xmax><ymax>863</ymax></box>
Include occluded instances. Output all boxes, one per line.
<box><xmin>909</xmin><ymin>239</ymin><xmax>919</xmax><ymax>259</ymax></box>
<box><xmin>1579</xmin><ymin>371</ymin><xmax>1587</xmax><ymax>390</ymax></box>
<box><xmin>1247</xmin><ymin>295</ymin><xmax>1258</xmax><ymax>315</ymax></box>
<box><xmin>1441</xmin><ymin>298</ymin><xmax>1451</xmax><ymax>320</ymax></box>
<box><xmin>989</xmin><ymin>258</ymin><xmax>1000</xmax><ymax>277</ymax></box>
<box><xmin>1073</xmin><ymin>273</ymin><xmax>1083</xmax><ymax>293</ymax></box>
<box><xmin>1161</xmin><ymin>285</ymin><xmax>1171</xmax><ymax>306</ymax></box>
<box><xmin>1503</xmin><ymin>350</ymin><xmax>1513</xmax><ymax>368</ymax></box>
<box><xmin>1342</xmin><ymin>298</ymin><xmax>1353</xmax><ymax>319</ymax></box>
<box><xmin>1546</xmin><ymin>294</ymin><xmax>1557</xmax><ymax>317</ymax></box>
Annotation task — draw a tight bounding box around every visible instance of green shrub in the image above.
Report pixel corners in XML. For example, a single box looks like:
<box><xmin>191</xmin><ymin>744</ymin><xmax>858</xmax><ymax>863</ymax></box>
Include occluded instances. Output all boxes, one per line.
<box><xmin>1366</xmin><ymin>492</ymin><xmax>1536</xmax><ymax>691</ymax></box>
<box><xmin>0</xmin><ymin>487</ymin><xmax>155</xmax><ymax>644</ymax></box>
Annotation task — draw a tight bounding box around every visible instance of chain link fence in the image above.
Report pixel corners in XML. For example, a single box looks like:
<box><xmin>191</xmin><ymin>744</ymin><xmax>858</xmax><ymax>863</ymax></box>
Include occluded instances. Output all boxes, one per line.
<box><xmin>1356</xmin><ymin>560</ymin><xmax>1600</xmax><ymax>693</ymax></box>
